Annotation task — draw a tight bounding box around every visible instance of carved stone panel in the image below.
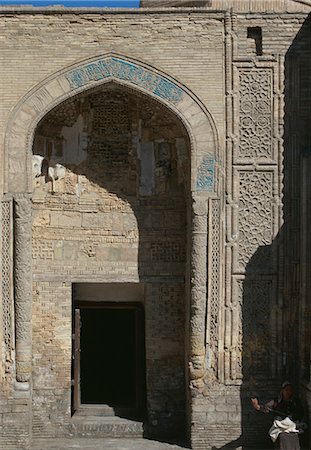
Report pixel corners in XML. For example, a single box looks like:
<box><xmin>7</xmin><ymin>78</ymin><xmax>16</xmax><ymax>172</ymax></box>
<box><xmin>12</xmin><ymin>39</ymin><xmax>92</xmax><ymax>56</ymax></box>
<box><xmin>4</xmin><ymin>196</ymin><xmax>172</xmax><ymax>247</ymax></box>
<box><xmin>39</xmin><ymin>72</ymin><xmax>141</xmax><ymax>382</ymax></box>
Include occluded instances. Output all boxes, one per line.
<box><xmin>233</xmin><ymin>170</ymin><xmax>275</xmax><ymax>274</ymax></box>
<box><xmin>224</xmin><ymin>277</ymin><xmax>277</xmax><ymax>383</ymax></box>
<box><xmin>237</xmin><ymin>69</ymin><xmax>273</xmax><ymax>163</ymax></box>
<box><xmin>224</xmin><ymin>61</ymin><xmax>282</xmax><ymax>386</ymax></box>
<box><xmin>233</xmin><ymin>277</ymin><xmax>273</xmax><ymax>380</ymax></box>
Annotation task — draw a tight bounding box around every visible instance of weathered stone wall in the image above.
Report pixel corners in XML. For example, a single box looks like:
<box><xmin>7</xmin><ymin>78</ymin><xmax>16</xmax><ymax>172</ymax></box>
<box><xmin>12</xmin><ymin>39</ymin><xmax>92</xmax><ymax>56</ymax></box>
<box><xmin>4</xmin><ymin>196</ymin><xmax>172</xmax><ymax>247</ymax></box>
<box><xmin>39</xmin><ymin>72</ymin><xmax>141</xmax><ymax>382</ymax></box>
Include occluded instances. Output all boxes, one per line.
<box><xmin>0</xmin><ymin>2</ymin><xmax>310</xmax><ymax>449</ymax></box>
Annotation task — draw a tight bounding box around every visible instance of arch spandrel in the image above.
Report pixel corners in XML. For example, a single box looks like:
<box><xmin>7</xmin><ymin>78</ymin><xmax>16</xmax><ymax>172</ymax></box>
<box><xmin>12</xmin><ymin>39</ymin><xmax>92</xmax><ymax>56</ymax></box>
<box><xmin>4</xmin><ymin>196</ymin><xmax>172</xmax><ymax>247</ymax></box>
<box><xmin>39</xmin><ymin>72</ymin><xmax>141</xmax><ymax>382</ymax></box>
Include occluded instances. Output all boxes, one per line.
<box><xmin>4</xmin><ymin>54</ymin><xmax>219</xmax><ymax>196</ymax></box>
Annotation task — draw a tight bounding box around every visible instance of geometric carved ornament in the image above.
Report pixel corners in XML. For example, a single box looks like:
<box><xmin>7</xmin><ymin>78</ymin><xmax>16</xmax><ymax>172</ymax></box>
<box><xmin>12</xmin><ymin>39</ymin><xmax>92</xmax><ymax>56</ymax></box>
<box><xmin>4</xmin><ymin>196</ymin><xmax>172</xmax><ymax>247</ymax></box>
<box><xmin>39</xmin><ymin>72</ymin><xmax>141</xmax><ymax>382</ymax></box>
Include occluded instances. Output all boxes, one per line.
<box><xmin>237</xmin><ymin>170</ymin><xmax>273</xmax><ymax>271</ymax></box>
<box><xmin>1</xmin><ymin>199</ymin><xmax>13</xmax><ymax>374</ymax></box>
<box><xmin>239</xmin><ymin>70</ymin><xmax>273</xmax><ymax>160</ymax></box>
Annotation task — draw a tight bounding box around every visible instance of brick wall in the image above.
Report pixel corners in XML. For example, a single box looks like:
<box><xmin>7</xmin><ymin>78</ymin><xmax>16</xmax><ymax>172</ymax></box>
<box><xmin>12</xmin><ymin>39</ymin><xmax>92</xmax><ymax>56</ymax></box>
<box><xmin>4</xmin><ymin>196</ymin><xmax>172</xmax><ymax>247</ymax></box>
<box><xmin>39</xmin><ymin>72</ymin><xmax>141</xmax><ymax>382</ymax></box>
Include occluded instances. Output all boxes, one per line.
<box><xmin>0</xmin><ymin>3</ymin><xmax>310</xmax><ymax>449</ymax></box>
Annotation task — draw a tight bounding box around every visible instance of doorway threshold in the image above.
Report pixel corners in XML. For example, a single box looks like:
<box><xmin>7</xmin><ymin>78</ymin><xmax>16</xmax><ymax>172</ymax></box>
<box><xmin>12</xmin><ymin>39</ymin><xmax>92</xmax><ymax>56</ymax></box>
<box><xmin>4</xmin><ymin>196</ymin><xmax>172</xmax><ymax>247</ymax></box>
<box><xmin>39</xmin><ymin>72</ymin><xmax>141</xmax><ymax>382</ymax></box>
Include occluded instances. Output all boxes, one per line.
<box><xmin>75</xmin><ymin>404</ymin><xmax>116</xmax><ymax>417</ymax></box>
<box><xmin>74</xmin><ymin>404</ymin><xmax>144</xmax><ymax>420</ymax></box>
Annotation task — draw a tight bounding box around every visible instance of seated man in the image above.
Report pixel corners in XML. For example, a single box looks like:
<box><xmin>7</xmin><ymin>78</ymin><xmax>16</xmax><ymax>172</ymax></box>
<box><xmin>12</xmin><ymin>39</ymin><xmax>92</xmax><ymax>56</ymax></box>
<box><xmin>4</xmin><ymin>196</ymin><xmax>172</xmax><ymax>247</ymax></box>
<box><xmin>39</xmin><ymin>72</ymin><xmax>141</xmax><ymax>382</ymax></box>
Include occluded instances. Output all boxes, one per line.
<box><xmin>251</xmin><ymin>382</ymin><xmax>305</xmax><ymax>450</ymax></box>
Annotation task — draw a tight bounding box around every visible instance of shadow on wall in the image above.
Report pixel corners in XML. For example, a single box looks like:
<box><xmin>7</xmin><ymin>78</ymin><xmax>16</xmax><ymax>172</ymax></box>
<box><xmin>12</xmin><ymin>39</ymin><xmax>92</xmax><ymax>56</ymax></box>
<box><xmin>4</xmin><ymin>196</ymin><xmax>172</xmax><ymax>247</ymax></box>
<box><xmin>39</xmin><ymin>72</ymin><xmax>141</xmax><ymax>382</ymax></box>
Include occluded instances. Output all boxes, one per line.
<box><xmin>240</xmin><ymin>12</ymin><xmax>311</xmax><ymax>450</ymax></box>
<box><xmin>31</xmin><ymin>82</ymin><xmax>191</xmax><ymax>444</ymax></box>
<box><xmin>212</xmin><ymin>11</ymin><xmax>311</xmax><ymax>450</ymax></box>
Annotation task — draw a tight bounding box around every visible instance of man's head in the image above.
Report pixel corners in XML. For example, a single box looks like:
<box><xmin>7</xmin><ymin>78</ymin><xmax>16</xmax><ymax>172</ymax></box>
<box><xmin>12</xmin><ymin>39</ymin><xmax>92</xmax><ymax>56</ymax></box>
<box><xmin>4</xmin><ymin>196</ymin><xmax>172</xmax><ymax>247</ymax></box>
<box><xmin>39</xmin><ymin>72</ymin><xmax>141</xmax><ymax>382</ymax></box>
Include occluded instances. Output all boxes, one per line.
<box><xmin>281</xmin><ymin>381</ymin><xmax>294</xmax><ymax>400</ymax></box>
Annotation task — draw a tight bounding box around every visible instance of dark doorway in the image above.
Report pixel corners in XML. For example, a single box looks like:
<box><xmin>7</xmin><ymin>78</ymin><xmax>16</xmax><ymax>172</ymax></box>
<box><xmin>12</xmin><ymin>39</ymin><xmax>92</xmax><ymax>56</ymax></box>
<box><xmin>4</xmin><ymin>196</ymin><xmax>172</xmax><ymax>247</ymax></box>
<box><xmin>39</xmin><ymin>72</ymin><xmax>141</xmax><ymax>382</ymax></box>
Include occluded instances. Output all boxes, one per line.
<box><xmin>72</xmin><ymin>302</ymin><xmax>145</xmax><ymax>417</ymax></box>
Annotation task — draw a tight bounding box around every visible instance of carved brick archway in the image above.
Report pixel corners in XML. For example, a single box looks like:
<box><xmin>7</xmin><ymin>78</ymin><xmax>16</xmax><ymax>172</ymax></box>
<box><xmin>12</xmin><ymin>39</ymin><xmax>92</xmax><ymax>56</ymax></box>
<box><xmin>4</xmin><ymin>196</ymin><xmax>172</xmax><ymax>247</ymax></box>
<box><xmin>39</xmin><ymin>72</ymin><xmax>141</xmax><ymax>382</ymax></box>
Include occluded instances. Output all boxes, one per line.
<box><xmin>4</xmin><ymin>54</ymin><xmax>219</xmax><ymax>194</ymax></box>
<box><xmin>3</xmin><ymin>55</ymin><xmax>220</xmax><ymax>404</ymax></box>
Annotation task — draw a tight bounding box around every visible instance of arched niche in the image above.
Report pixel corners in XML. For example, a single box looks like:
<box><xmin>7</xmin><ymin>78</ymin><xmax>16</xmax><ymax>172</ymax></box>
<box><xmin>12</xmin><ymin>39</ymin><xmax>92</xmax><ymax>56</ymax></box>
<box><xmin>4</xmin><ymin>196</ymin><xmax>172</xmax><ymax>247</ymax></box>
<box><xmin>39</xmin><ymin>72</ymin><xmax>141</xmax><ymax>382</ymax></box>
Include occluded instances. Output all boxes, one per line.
<box><xmin>4</xmin><ymin>54</ymin><xmax>219</xmax><ymax>195</ymax></box>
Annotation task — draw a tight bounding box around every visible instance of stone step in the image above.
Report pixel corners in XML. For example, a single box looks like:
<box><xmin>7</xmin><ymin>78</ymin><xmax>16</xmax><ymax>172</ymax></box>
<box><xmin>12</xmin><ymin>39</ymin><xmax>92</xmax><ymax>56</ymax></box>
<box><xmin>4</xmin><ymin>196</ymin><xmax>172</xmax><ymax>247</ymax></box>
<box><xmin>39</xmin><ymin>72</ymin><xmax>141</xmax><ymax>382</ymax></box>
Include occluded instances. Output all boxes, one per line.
<box><xmin>73</xmin><ymin>404</ymin><xmax>117</xmax><ymax>417</ymax></box>
<box><xmin>68</xmin><ymin>416</ymin><xmax>144</xmax><ymax>438</ymax></box>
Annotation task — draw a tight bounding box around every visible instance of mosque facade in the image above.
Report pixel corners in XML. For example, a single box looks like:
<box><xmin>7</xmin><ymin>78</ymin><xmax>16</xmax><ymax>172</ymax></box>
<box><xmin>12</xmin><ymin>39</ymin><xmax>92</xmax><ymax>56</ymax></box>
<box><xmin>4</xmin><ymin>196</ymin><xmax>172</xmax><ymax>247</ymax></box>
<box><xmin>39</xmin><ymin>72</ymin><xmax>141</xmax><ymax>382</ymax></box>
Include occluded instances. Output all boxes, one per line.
<box><xmin>0</xmin><ymin>1</ymin><xmax>310</xmax><ymax>448</ymax></box>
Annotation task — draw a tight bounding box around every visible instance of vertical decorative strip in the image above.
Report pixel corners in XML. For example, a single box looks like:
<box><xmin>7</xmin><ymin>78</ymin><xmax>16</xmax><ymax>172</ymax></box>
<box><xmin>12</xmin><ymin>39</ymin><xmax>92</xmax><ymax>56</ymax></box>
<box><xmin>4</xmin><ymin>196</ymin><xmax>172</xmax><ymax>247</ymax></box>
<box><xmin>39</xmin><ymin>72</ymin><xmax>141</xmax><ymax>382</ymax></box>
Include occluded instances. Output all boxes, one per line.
<box><xmin>225</xmin><ymin>62</ymin><xmax>281</xmax><ymax>384</ymax></box>
<box><xmin>206</xmin><ymin>198</ymin><xmax>221</xmax><ymax>378</ymax></box>
<box><xmin>1</xmin><ymin>198</ymin><xmax>13</xmax><ymax>375</ymax></box>
<box><xmin>222</xmin><ymin>9</ymin><xmax>236</xmax><ymax>384</ymax></box>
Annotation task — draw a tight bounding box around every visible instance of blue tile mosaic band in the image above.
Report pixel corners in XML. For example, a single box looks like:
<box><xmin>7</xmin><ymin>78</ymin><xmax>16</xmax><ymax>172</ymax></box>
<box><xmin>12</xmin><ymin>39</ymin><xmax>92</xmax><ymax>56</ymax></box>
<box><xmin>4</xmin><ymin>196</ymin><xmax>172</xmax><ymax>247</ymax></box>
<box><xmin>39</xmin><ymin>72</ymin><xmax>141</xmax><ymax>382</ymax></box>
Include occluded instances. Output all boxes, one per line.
<box><xmin>66</xmin><ymin>57</ymin><xmax>183</xmax><ymax>105</ymax></box>
<box><xmin>196</xmin><ymin>156</ymin><xmax>215</xmax><ymax>192</ymax></box>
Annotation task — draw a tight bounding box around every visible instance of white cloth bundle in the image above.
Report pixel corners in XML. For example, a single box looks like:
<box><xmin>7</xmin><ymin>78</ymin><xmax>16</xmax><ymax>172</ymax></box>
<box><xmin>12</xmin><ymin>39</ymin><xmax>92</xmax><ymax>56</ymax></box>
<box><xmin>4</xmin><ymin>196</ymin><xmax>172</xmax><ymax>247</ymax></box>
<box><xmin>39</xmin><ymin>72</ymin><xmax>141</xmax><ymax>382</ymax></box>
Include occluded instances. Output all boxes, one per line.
<box><xmin>268</xmin><ymin>417</ymin><xmax>299</xmax><ymax>443</ymax></box>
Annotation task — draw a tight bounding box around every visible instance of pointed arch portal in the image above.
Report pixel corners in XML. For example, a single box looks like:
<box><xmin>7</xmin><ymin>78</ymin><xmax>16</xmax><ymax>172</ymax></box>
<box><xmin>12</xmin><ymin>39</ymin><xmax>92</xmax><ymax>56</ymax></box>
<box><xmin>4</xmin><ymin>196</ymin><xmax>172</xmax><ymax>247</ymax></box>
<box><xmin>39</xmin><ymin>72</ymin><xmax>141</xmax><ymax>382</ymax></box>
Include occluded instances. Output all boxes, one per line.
<box><xmin>5</xmin><ymin>54</ymin><xmax>218</xmax><ymax>194</ymax></box>
<box><xmin>4</xmin><ymin>55</ymin><xmax>220</xmax><ymax>439</ymax></box>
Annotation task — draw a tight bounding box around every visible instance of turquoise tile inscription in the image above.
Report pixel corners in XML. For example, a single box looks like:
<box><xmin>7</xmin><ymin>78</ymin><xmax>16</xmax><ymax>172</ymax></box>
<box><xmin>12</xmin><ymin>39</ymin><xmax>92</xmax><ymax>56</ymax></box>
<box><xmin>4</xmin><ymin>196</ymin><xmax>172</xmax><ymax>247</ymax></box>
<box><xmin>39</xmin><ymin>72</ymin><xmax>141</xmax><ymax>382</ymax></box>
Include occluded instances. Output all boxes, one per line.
<box><xmin>196</xmin><ymin>156</ymin><xmax>215</xmax><ymax>192</ymax></box>
<box><xmin>66</xmin><ymin>57</ymin><xmax>183</xmax><ymax>105</ymax></box>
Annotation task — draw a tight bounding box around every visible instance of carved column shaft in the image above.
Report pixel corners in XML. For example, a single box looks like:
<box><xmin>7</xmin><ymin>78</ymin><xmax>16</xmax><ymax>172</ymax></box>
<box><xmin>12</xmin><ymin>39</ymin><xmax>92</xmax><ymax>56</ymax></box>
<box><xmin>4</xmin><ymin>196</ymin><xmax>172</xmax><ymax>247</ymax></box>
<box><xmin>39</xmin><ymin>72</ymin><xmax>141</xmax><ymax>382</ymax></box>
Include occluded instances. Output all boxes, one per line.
<box><xmin>14</xmin><ymin>195</ymin><xmax>32</xmax><ymax>383</ymax></box>
<box><xmin>189</xmin><ymin>196</ymin><xmax>208</xmax><ymax>388</ymax></box>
